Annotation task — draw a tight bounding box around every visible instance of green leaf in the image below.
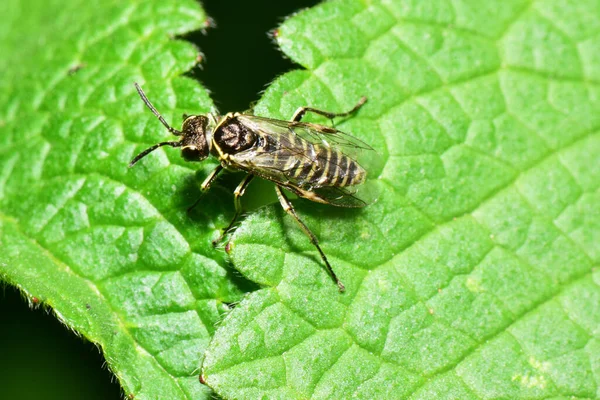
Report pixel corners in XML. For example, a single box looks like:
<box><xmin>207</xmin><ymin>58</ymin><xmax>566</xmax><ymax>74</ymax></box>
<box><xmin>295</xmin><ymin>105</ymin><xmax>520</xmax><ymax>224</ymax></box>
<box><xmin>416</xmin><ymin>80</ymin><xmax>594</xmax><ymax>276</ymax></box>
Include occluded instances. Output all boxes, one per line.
<box><xmin>203</xmin><ymin>0</ymin><xmax>600</xmax><ymax>399</ymax></box>
<box><xmin>0</xmin><ymin>0</ymin><xmax>246</xmax><ymax>398</ymax></box>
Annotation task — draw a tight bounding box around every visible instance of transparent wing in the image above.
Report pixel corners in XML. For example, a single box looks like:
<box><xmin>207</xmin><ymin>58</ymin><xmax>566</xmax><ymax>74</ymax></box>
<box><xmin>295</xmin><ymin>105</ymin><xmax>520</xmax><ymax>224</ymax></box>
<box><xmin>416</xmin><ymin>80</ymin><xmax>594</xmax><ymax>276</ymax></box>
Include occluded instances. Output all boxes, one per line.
<box><xmin>237</xmin><ymin>114</ymin><xmax>377</xmax><ymax>173</ymax></box>
<box><xmin>231</xmin><ymin>115</ymin><xmax>380</xmax><ymax>208</ymax></box>
<box><xmin>240</xmin><ymin>115</ymin><xmax>374</xmax><ymax>154</ymax></box>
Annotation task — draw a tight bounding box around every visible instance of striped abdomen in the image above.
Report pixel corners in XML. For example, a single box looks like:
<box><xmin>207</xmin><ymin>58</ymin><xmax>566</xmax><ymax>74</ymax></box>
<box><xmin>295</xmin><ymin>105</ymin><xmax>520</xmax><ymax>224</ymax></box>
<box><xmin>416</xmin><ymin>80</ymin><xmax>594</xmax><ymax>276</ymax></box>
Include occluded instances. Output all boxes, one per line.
<box><xmin>293</xmin><ymin>142</ymin><xmax>366</xmax><ymax>188</ymax></box>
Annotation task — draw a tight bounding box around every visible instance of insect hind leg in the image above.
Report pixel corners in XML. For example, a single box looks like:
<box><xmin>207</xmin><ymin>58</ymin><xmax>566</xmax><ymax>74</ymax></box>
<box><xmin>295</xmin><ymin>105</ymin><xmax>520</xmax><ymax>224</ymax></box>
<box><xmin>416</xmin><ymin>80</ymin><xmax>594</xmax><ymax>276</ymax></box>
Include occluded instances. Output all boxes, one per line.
<box><xmin>275</xmin><ymin>185</ymin><xmax>345</xmax><ymax>292</ymax></box>
<box><xmin>291</xmin><ymin>96</ymin><xmax>367</xmax><ymax>123</ymax></box>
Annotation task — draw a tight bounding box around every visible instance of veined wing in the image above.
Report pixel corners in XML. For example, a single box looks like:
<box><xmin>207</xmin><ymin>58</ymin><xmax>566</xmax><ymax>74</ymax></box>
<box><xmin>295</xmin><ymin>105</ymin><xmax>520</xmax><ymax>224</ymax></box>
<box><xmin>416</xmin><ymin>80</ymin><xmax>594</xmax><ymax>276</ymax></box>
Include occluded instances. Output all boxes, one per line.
<box><xmin>229</xmin><ymin>115</ymin><xmax>380</xmax><ymax>207</ymax></box>
<box><xmin>234</xmin><ymin>114</ymin><xmax>374</xmax><ymax>182</ymax></box>
<box><xmin>239</xmin><ymin>114</ymin><xmax>375</xmax><ymax>154</ymax></box>
<box><xmin>280</xmin><ymin>182</ymin><xmax>373</xmax><ymax>208</ymax></box>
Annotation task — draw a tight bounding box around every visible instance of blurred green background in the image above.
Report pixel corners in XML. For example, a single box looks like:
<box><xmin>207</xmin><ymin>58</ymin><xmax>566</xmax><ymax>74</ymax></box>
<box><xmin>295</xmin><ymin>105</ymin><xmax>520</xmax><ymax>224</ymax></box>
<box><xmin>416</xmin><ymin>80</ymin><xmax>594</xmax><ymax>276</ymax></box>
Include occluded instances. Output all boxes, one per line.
<box><xmin>0</xmin><ymin>0</ymin><xmax>318</xmax><ymax>398</ymax></box>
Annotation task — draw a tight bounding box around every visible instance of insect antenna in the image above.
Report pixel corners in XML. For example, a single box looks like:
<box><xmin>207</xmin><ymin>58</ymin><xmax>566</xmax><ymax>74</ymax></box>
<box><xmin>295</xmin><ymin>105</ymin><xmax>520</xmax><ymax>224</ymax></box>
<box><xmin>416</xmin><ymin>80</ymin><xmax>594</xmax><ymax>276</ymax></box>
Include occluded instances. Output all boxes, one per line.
<box><xmin>134</xmin><ymin>82</ymin><xmax>182</xmax><ymax>136</ymax></box>
<box><xmin>129</xmin><ymin>141</ymin><xmax>182</xmax><ymax>167</ymax></box>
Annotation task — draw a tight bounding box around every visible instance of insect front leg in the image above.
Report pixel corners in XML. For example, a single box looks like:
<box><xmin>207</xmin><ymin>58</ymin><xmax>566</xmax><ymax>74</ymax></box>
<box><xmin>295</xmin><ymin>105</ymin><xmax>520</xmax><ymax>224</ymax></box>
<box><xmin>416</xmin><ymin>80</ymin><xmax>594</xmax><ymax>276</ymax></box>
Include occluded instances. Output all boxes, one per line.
<box><xmin>213</xmin><ymin>174</ymin><xmax>255</xmax><ymax>245</ymax></box>
<box><xmin>291</xmin><ymin>96</ymin><xmax>367</xmax><ymax>123</ymax></box>
<box><xmin>274</xmin><ymin>185</ymin><xmax>345</xmax><ymax>292</ymax></box>
<box><xmin>187</xmin><ymin>165</ymin><xmax>224</xmax><ymax>212</ymax></box>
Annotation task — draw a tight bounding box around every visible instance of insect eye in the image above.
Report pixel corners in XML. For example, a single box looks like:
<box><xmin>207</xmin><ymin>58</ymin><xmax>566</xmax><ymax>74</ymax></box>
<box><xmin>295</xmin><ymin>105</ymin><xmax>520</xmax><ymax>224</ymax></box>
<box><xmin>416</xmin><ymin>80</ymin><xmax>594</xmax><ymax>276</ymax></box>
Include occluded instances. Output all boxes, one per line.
<box><xmin>181</xmin><ymin>145</ymin><xmax>207</xmax><ymax>161</ymax></box>
<box><xmin>182</xmin><ymin>115</ymin><xmax>208</xmax><ymax>136</ymax></box>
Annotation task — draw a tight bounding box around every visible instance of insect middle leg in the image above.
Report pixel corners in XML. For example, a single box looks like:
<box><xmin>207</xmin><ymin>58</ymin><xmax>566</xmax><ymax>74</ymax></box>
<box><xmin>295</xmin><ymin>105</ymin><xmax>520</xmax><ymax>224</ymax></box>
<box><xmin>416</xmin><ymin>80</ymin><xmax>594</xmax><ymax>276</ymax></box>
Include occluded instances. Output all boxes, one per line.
<box><xmin>187</xmin><ymin>165</ymin><xmax>224</xmax><ymax>212</ymax></box>
<box><xmin>291</xmin><ymin>96</ymin><xmax>367</xmax><ymax>122</ymax></box>
<box><xmin>275</xmin><ymin>185</ymin><xmax>345</xmax><ymax>292</ymax></box>
<box><xmin>213</xmin><ymin>174</ymin><xmax>255</xmax><ymax>244</ymax></box>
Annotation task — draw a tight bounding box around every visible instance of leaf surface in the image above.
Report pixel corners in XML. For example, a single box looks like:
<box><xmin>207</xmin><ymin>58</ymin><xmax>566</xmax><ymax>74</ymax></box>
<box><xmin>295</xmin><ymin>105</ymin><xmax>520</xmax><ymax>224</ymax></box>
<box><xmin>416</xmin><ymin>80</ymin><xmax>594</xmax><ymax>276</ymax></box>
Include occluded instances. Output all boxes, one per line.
<box><xmin>203</xmin><ymin>0</ymin><xmax>600</xmax><ymax>398</ymax></box>
<box><xmin>0</xmin><ymin>1</ymin><xmax>245</xmax><ymax>398</ymax></box>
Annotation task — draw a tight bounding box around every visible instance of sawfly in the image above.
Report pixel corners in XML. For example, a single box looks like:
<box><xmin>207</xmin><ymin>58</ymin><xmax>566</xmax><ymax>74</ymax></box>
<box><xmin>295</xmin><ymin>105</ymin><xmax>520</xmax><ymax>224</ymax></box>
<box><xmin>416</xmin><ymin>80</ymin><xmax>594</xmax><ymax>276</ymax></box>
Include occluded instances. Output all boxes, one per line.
<box><xmin>129</xmin><ymin>83</ymin><xmax>377</xmax><ymax>292</ymax></box>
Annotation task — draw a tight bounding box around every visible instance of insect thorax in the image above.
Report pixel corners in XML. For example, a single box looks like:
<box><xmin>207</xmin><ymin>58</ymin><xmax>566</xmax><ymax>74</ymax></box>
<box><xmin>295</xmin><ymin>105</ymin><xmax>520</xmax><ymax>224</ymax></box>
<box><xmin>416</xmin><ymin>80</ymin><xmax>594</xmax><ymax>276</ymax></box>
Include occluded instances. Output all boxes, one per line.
<box><xmin>213</xmin><ymin>116</ymin><xmax>258</xmax><ymax>154</ymax></box>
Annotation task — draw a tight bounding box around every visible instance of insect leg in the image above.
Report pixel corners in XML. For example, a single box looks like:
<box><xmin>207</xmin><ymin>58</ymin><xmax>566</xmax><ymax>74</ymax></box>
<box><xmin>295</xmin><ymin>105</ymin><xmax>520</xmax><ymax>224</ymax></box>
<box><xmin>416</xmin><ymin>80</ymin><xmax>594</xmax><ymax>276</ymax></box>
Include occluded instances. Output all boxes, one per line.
<box><xmin>187</xmin><ymin>165</ymin><xmax>224</xmax><ymax>212</ymax></box>
<box><xmin>213</xmin><ymin>174</ymin><xmax>255</xmax><ymax>244</ymax></box>
<box><xmin>291</xmin><ymin>96</ymin><xmax>367</xmax><ymax>123</ymax></box>
<box><xmin>274</xmin><ymin>185</ymin><xmax>345</xmax><ymax>292</ymax></box>
<box><xmin>201</xmin><ymin>165</ymin><xmax>224</xmax><ymax>191</ymax></box>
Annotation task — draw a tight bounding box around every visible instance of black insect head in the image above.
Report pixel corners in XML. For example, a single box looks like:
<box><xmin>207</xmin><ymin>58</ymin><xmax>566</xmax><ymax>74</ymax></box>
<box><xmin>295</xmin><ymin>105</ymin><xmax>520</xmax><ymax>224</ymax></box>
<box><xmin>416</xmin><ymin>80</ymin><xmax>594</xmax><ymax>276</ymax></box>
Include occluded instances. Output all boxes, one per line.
<box><xmin>129</xmin><ymin>83</ymin><xmax>211</xmax><ymax>167</ymax></box>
